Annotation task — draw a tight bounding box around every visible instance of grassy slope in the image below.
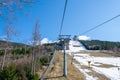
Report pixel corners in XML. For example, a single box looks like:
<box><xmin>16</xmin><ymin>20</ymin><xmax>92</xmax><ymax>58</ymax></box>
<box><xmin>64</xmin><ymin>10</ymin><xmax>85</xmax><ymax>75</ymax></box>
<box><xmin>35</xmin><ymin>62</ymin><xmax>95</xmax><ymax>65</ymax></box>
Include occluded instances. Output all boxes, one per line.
<box><xmin>41</xmin><ymin>51</ymin><xmax>85</xmax><ymax>80</ymax></box>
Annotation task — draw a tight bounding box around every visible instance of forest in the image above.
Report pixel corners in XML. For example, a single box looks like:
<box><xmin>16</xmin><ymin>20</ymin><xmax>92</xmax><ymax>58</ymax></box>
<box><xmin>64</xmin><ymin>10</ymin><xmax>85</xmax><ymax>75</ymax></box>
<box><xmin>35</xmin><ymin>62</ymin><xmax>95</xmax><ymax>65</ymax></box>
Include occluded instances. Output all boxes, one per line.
<box><xmin>0</xmin><ymin>40</ymin><xmax>54</xmax><ymax>80</ymax></box>
<box><xmin>80</xmin><ymin>40</ymin><xmax>120</xmax><ymax>52</ymax></box>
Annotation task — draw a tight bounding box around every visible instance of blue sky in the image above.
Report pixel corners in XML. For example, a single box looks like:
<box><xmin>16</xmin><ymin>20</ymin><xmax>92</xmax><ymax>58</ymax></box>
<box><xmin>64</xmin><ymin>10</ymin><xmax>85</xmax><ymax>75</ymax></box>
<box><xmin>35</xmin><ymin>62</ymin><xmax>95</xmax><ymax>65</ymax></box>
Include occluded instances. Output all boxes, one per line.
<box><xmin>0</xmin><ymin>0</ymin><xmax>120</xmax><ymax>43</ymax></box>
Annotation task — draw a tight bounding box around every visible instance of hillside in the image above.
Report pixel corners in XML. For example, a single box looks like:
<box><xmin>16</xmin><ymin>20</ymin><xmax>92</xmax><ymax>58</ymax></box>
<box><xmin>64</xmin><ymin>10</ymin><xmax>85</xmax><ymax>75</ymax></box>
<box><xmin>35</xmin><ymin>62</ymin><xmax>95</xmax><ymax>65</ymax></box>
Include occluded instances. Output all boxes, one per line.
<box><xmin>80</xmin><ymin>40</ymin><xmax>120</xmax><ymax>51</ymax></box>
<box><xmin>0</xmin><ymin>40</ymin><xmax>29</xmax><ymax>49</ymax></box>
<box><xmin>67</xmin><ymin>40</ymin><xmax>120</xmax><ymax>79</ymax></box>
<box><xmin>38</xmin><ymin>51</ymin><xmax>85</xmax><ymax>80</ymax></box>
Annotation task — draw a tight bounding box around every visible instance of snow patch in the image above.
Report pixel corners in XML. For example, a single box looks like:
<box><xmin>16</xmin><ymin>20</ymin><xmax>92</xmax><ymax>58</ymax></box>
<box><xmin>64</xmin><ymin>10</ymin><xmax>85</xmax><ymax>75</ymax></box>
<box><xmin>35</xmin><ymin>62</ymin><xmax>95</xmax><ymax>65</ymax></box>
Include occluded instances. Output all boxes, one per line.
<box><xmin>84</xmin><ymin>69</ymin><xmax>91</xmax><ymax>73</ymax></box>
<box><xmin>69</xmin><ymin>40</ymin><xmax>86</xmax><ymax>52</ymax></box>
<box><xmin>74</xmin><ymin>63</ymin><xmax>99</xmax><ymax>80</ymax></box>
<box><xmin>71</xmin><ymin>53</ymin><xmax>120</xmax><ymax>80</ymax></box>
<box><xmin>92</xmin><ymin>67</ymin><xmax>120</xmax><ymax>80</ymax></box>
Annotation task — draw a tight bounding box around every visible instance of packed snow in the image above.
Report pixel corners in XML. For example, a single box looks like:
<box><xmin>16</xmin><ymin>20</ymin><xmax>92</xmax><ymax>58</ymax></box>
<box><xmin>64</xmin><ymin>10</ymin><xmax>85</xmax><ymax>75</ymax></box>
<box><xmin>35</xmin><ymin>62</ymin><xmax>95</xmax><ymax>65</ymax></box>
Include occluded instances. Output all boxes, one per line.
<box><xmin>69</xmin><ymin>40</ymin><xmax>86</xmax><ymax>52</ymax></box>
<box><xmin>68</xmin><ymin>40</ymin><xmax>120</xmax><ymax>80</ymax></box>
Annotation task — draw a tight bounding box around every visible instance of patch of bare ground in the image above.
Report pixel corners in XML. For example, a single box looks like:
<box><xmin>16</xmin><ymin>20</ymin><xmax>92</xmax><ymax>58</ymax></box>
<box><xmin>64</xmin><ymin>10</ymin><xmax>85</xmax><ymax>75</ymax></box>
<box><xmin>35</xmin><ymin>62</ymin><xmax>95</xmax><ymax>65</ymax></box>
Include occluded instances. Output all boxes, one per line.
<box><xmin>79</xmin><ymin>51</ymin><xmax>113</xmax><ymax>57</ymax></box>
<box><xmin>93</xmin><ymin>62</ymin><xmax>116</xmax><ymax>68</ymax></box>
<box><xmin>42</xmin><ymin>51</ymin><xmax>85</xmax><ymax>80</ymax></box>
<box><xmin>87</xmin><ymin>71</ymin><xmax>110</xmax><ymax>80</ymax></box>
<box><xmin>82</xmin><ymin>50</ymin><xmax>120</xmax><ymax>57</ymax></box>
<box><xmin>102</xmin><ymin>51</ymin><xmax>120</xmax><ymax>57</ymax></box>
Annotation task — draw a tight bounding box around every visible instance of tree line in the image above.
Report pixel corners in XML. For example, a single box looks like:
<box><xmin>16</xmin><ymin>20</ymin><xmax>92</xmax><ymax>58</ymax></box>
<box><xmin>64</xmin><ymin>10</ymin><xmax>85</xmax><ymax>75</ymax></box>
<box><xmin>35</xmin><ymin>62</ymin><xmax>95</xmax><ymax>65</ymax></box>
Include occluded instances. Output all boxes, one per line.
<box><xmin>80</xmin><ymin>40</ymin><xmax>120</xmax><ymax>52</ymax></box>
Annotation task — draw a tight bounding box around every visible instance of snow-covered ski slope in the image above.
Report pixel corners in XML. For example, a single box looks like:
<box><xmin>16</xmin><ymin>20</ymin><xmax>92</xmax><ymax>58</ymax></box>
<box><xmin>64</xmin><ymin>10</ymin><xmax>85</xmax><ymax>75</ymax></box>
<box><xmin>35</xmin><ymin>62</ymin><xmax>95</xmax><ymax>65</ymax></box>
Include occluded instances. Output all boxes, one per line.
<box><xmin>69</xmin><ymin>40</ymin><xmax>86</xmax><ymax>52</ymax></box>
<box><xmin>68</xmin><ymin>40</ymin><xmax>120</xmax><ymax>80</ymax></box>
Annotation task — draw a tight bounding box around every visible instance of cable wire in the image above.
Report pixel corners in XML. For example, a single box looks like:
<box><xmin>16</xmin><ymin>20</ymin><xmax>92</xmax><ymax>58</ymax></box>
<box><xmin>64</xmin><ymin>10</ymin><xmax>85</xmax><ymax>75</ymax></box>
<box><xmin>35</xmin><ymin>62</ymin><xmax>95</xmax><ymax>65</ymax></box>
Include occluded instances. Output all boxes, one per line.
<box><xmin>80</xmin><ymin>14</ymin><xmax>120</xmax><ymax>35</ymax></box>
<box><xmin>59</xmin><ymin>0</ymin><xmax>68</xmax><ymax>35</ymax></box>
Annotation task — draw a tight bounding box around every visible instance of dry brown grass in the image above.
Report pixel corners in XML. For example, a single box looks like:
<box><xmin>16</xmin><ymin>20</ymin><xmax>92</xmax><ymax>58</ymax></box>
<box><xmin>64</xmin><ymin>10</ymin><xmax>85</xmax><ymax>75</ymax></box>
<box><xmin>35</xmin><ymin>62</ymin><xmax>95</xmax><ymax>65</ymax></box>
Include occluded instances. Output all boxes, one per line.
<box><xmin>38</xmin><ymin>51</ymin><xmax>114</xmax><ymax>80</ymax></box>
<box><xmin>93</xmin><ymin>62</ymin><xmax>116</xmax><ymax>68</ymax></box>
<box><xmin>87</xmin><ymin>71</ymin><xmax>110</xmax><ymax>80</ymax></box>
<box><xmin>0</xmin><ymin>54</ymin><xmax>31</xmax><ymax>67</ymax></box>
<box><xmin>43</xmin><ymin>51</ymin><xmax>85</xmax><ymax>80</ymax></box>
<box><xmin>88</xmin><ymin>52</ymin><xmax>113</xmax><ymax>57</ymax></box>
<box><xmin>79</xmin><ymin>51</ymin><xmax>113</xmax><ymax>57</ymax></box>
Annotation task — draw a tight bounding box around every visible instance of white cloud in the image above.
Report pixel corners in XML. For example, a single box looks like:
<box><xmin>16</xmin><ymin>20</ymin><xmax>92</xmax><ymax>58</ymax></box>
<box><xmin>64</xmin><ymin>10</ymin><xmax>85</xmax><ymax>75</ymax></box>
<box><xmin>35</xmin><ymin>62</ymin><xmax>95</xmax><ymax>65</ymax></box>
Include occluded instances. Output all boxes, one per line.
<box><xmin>0</xmin><ymin>36</ymin><xmax>7</xmax><ymax>40</ymax></box>
<box><xmin>23</xmin><ymin>38</ymin><xmax>52</xmax><ymax>45</ymax></box>
<box><xmin>77</xmin><ymin>35</ymin><xmax>90</xmax><ymax>40</ymax></box>
<box><xmin>41</xmin><ymin>38</ymin><xmax>52</xmax><ymax>44</ymax></box>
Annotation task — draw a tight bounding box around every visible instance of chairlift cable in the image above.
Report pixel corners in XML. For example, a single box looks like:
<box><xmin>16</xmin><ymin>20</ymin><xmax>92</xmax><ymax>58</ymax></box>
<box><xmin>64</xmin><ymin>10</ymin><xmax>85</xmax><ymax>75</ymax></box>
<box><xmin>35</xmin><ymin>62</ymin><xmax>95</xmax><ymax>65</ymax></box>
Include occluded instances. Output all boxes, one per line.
<box><xmin>59</xmin><ymin>0</ymin><xmax>68</xmax><ymax>35</ymax></box>
<box><xmin>80</xmin><ymin>14</ymin><xmax>120</xmax><ymax>35</ymax></box>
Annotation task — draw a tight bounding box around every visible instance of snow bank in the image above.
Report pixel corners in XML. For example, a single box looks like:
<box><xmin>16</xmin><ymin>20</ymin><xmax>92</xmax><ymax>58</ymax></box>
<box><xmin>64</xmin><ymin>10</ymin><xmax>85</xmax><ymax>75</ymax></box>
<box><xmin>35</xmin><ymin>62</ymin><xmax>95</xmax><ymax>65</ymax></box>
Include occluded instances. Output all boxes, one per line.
<box><xmin>92</xmin><ymin>67</ymin><xmax>120</xmax><ymax>80</ymax></box>
<box><xmin>93</xmin><ymin>57</ymin><xmax>120</xmax><ymax>66</ymax></box>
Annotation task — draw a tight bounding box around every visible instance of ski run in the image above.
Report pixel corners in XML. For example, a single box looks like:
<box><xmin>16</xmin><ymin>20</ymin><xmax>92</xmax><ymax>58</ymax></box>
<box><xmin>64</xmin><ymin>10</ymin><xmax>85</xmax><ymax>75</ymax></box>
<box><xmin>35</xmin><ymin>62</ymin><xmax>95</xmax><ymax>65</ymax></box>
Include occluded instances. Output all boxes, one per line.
<box><xmin>68</xmin><ymin>40</ymin><xmax>120</xmax><ymax>80</ymax></box>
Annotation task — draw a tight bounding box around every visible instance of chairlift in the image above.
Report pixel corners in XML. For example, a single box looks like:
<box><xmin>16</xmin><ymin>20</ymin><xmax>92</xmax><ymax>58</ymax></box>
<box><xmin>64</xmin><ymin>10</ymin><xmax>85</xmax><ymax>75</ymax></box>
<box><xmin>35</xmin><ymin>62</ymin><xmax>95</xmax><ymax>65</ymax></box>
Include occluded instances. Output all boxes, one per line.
<box><xmin>55</xmin><ymin>43</ymin><xmax>63</xmax><ymax>50</ymax></box>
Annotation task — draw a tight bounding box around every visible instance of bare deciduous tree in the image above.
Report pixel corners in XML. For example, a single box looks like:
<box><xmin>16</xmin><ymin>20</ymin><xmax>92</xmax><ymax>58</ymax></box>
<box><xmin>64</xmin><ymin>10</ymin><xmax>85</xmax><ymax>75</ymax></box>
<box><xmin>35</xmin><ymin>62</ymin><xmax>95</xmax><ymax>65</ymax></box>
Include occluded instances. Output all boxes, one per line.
<box><xmin>1</xmin><ymin>25</ymin><xmax>17</xmax><ymax>70</ymax></box>
<box><xmin>0</xmin><ymin>0</ymin><xmax>35</xmax><ymax>22</ymax></box>
<box><xmin>31</xmin><ymin>20</ymin><xmax>40</xmax><ymax>74</ymax></box>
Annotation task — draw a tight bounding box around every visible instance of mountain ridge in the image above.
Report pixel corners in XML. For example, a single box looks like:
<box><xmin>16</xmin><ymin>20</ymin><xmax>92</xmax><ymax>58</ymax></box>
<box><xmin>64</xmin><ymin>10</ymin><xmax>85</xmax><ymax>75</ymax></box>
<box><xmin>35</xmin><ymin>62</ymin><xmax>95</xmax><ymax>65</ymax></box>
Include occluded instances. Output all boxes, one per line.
<box><xmin>0</xmin><ymin>40</ymin><xmax>29</xmax><ymax>49</ymax></box>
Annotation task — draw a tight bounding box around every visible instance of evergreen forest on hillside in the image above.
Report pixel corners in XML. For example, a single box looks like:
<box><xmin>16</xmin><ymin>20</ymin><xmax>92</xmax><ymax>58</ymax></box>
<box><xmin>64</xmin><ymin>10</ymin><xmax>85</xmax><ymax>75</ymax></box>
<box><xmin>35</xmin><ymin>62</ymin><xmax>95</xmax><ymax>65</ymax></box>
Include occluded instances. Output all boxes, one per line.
<box><xmin>80</xmin><ymin>40</ymin><xmax>120</xmax><ymax>52</ymax></box>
